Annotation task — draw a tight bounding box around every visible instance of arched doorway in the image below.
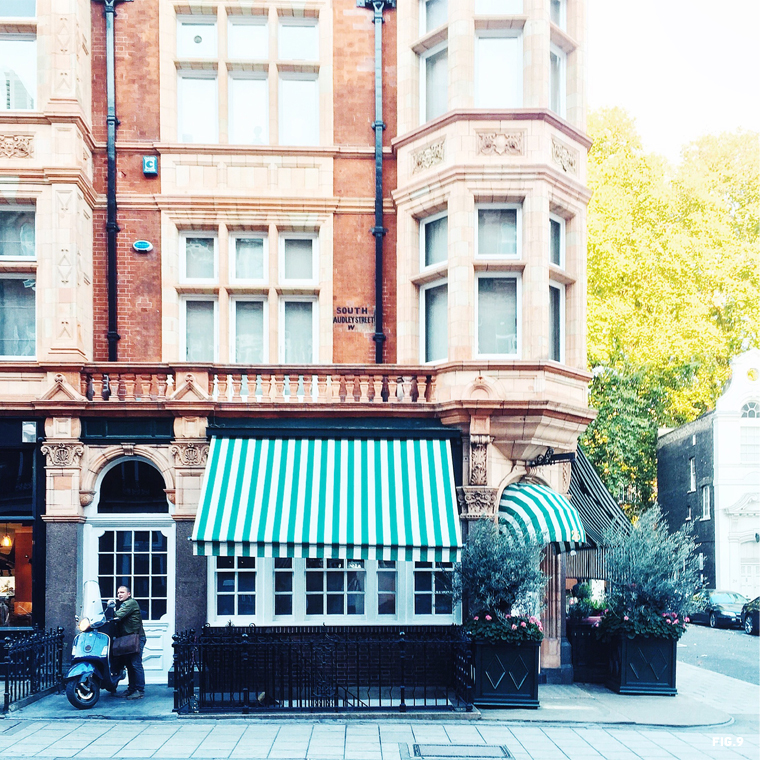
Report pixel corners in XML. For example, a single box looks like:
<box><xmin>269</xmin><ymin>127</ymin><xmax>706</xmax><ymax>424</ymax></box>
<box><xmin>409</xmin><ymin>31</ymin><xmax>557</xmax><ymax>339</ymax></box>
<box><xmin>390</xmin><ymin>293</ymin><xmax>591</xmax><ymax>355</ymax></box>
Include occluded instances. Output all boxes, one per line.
<box><xmin>83</xmin><ymin>457</ymin><xmax>176</xmax><ymax>685</ymax></box>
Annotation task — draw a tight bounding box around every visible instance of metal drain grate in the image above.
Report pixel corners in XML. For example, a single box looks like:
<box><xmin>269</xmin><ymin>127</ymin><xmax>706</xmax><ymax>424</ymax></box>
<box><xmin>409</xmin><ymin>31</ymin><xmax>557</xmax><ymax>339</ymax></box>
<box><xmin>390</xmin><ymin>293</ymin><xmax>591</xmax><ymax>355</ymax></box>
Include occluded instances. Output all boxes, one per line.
<box><xmin>413</xmin><ymin>745</ymin><xmax>511</xmax><ymax>758</ymax></box>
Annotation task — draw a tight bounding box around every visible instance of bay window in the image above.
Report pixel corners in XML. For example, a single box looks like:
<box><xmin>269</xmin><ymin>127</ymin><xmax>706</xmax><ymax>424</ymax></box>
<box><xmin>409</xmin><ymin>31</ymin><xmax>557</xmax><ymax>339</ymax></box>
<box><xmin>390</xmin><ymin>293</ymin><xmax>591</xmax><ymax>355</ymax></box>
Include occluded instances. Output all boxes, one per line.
<box><xmin>0</xmin><ymin>276</ymin><xmax>35</xmax><ymax>358</ymax></box>
<box><xmin>231</xmin><ymin>299</ymin><xmax>266</xmax><ymax>364</ymax></box>
<box><xmin>421</xmin><ymin>212</ymin><xmax>448</xmax><ymax>268</ymax></box>
<box><xmin>549</xmin><ymin>283</ymin><xmax>564</xmax><ymax>362</ymax></box>
<box><xmin>421</xmin><ymin>281</ymin><xmax>448</xmax><ymax>363</ymax></box>
<box><xmin>280</xmin><ymin>234</ymin><xmax>317</xmax><ymax>286</ymax></box>
<box><xmin>550</xmin><ymin>214</ymin><xmax>565</xmax><ymax>267</ymax></box>
<box><xmin>475</xmin><ymin>33</ymin><xmax>522</xmax><ymax>109</ymax></box>
<box><xmin>550</xmin><ymin>0</ymin><xmax>567</xmax><ymax>30</ymax></box>
<box><xmin>476</xmin><ymin>204</ymin><xmax>521</xmax><ymax>258</ymax></box>
<box><xmin>230</xmin><ymin>234</ymin><xmax>266</xmax><ymax>283</ymax></box>
<box><xmin>281</xmin><ymin>299</ymin><xmax>317</xmax><ymax>364</ymax></box>
<box><xmin>182</xmin><ymin>298</ymin><xmax>217</xmax><ymax>362</ymax></box>
<box><xmin>421</xmin><ymin>0</ymin><xmax>447</xmax><ymax>33</ymax></box>
<box><xmin>420</xmin><ymin>43</ymin><xmax>448</xmax><ymax>123</ymax></box>
<box><xmin>0</xmin><ymin>31</ymin><xmax>36</xmax><ymax>111</ymax></box>
<box><xmin>550</xmin><ymin>44</ymin><xmax>566</xmax><ymax>117</ymax></box>
<box><xmin>0</xmin><ymin>206</ymin><xmax>35</xmax><ymax>259</ymax></box>
<box><xmin>181</xmin><ymin>234</ymin><xmax>217</xmax><ymax>283</ymax></box>
<box><xmin>477</xmin><ymin>275</ymin><xmax>519</xmax><ymax>357</ymax></box>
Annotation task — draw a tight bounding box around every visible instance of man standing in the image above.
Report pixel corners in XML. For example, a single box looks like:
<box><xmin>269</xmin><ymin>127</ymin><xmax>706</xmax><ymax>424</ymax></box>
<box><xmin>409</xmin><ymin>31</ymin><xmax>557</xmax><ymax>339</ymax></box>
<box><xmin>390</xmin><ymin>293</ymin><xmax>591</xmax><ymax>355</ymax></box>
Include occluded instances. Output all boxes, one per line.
<box><xmin>114</xmin><ymin>585</ymin><xmax>146</xmax><ymax>699</ymax></box>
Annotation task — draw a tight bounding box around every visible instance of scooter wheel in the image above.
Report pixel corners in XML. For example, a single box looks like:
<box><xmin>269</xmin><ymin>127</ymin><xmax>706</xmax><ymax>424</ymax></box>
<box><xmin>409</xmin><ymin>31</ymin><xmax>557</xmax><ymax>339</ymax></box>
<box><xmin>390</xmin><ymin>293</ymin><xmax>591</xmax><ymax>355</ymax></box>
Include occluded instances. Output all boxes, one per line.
<box><xmin>66</xmin><ymin>676</ymin><xmax>101</xmax><ymax>709</ymax></box>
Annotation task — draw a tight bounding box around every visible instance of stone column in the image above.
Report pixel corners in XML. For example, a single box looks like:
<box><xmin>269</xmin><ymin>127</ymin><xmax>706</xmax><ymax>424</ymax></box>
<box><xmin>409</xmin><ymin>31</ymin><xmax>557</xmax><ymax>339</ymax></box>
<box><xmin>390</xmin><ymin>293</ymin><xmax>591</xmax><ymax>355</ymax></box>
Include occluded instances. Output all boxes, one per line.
<box><xmin>457</xmin><ymin>423</ymin><xmax>499</xmax><ymax>523</ymax></box>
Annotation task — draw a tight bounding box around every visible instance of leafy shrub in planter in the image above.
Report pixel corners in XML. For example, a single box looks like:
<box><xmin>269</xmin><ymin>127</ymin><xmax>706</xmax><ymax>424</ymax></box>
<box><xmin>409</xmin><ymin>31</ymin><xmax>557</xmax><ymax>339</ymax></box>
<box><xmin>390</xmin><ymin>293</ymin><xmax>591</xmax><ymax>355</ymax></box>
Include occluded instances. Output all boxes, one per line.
<box><xmin>597</xmin><ymin>505</ymin><xmax>699</xmax><ymax>642</ymax></box>
<box><xmin>568</xmin><ymin>582</ymin><xmax>604</xmax><ymax>621</ymax></box>
<box><xmin>467</xmin><ymin>612</ymin><xmax>544</xmax><ymax>643</ymax></box>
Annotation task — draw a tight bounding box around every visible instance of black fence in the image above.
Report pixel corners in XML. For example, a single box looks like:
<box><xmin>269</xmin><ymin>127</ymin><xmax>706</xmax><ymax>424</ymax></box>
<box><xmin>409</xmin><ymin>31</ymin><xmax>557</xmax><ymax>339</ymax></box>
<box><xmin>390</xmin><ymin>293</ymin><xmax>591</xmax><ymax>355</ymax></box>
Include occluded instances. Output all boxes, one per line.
<box><xmin>2</xmin><ymin>628</ymin><xmax>65</xmax><ymax>713</ymax></box>
<box><xmin>173</xmin><ymin>625</ymin><xmax>473</xmax><ymax>714</ymax></box>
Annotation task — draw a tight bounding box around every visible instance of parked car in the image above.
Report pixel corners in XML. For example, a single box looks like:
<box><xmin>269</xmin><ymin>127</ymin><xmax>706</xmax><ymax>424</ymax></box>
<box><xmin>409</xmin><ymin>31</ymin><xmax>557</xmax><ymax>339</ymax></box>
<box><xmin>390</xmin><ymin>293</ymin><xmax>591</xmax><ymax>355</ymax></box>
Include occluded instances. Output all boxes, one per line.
<box><xmin>741</xmin><ymin>597</ymin><xmax>759</xmax><ymax>635</ymax></box>
<box><xmin>691</xmin><ymin>590</ymin><xmax>748</xmax><ymax>628</ymax></box>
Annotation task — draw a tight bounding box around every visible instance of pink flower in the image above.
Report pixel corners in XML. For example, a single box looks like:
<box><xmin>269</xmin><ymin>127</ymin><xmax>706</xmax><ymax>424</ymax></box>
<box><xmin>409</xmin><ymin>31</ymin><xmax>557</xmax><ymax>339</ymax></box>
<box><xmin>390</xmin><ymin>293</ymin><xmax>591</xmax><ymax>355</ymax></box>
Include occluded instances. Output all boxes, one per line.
<box><xmin>666</xmin><ymin>619</ymin><xmax>672</xmax><ymax>624</ymax></box>
<box><xmin>685</xmin><ymin>617</ymin><xmax>690</xmax><ymax>623</ymax></box>
<box><xmin>623</xmin><ymin>615</ymin><xmax>629</xmax><ymax>621</ymax></box>
<box><xmin>473</xmin><ymin>616</ymin><xmax>479</xmax><ymax>621</ymax></box>
<box><xmin>538</xmin><ymin>624</ymin><xmax>543</xmax><ymax>632</ymax></box>
<box><xmin>511</xmin><ymin>624</ymin><xmax>517</xmax><ymax>630</ymax></box>
<box><xmin>662</xmin><ymin>613</ymin><xmax>668</xmax><ymax>618</ymax></box>
<box><xmin>521</xmin><ymin>622</ymin><xmax>527</xmax><ymax>628</ymax></box>
<box><xmin>604</xmin><ymin>609</ymin><xmax>609</xmax><ymax>614</ymax></box>
<box><xmin>485</xmin><ymin>615</ymin><xmax>492</xmax><ymax>621</ymax></box>
<box><xmin>592</xmin><ymin>622</ymin><xmax>599</xmax><ymax>628</ymax></box>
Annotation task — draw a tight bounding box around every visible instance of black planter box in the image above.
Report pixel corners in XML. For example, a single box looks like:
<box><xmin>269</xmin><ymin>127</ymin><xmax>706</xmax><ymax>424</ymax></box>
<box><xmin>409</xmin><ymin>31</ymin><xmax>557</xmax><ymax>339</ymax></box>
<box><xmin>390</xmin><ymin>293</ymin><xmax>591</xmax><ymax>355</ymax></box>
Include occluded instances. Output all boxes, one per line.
<box><xmin>606</xmin><ymin>634</ymin><xmax>677</xmax><ymax>696</ymax></box>
<box><xmin>567</xmin><ymin>621</ymin><xmax>608</xmax><ymax>684</ymax></box>
<box><xmin>472</xmin><ymin>640</ymin><xmax>540</xmax><ymax>708</ymax></box>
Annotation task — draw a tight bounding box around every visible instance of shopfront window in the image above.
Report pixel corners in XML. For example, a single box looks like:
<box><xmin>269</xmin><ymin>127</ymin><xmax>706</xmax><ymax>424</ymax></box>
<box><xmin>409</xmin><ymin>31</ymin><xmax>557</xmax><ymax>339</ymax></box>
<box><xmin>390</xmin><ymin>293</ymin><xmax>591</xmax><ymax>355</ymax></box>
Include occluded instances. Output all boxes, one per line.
<box><xmin>0</xmin><ymin>523</ymin><xmax>33</xmax><ymax>627</ymax></box>
<box><xmin>305</xmin><ymin>558</ymin><xmax>365</xmax><ymax>616</ymax></box>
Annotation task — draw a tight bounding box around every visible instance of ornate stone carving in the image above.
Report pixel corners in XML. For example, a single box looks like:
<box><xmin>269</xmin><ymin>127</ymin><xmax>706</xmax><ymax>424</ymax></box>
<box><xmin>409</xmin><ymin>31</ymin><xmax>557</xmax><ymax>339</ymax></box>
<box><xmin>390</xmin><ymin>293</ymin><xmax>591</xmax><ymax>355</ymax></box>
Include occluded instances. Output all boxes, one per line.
<box><xmin>0</xmin><ymin>134</ymin><xmax>33</xmax><ymax>158</ymax></box>
<box><xmin>79</xmin><ymin>490</ymin><xmax>95</xmax><ymax>507</ymax></box>
<box><xmin>469</xmin><ymin>434</ymin><xmax>493</xmax><ymax>486</ymax></box>
<box><xmin>552</xmin><ymin>138</ymin><xmax>578</xmax><ymax>174</ymax></box>
<box><xmin>122</xmin><ymin>443</ymin><xmax>135</xmax><ymax>456</ymax></box>
<box><xmin>477</xmin><ymin>131</ymin><xmax>524</xmax><ymax>156</ymax></box>
<box><xmin>412</xmin><ymin>138</ymin><xmax>445</xmax><ymax>173</ymax></box>
<box><xmin>171</xmin><ymin>441</ymin><xmax>209</xmax><ymax>467</ymax></box>
<box><xmin>457</xmin><ymin>486</ymin><xmax>499</xmax><ymax>520</ymax></box>
<box><xmin>561</xmin><ymin>460</ymin><xmax>572</xmax><ymax>493</ymax></box>
<box><xmin>41</xmin><ymin>442</ymin><xmax>84</xmax><ymax>468</ymax></box>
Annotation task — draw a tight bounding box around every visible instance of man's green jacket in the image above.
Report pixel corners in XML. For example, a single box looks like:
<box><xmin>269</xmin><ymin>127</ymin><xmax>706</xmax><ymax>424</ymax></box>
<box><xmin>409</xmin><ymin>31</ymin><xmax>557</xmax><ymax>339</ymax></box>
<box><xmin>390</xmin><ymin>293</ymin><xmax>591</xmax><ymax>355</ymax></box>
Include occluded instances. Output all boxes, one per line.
<box><xmin>114</xmin><ymin>597</ymin><xmax>145</xmax><ymax>637</ymax></box>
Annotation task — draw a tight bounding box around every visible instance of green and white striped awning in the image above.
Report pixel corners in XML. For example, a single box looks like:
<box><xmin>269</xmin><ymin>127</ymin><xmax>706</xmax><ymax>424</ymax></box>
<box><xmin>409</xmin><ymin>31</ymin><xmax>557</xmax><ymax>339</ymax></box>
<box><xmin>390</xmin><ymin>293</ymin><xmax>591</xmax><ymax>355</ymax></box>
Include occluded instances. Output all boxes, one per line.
<box><xmin>498</xmin><ymin>482</ymin><xmax>587</xmax><ymax>552</ymax></box>
<box><xmin>192</xmin><ymin>437</ymin><xmax>462</xmax><ymax>561</ymax></box>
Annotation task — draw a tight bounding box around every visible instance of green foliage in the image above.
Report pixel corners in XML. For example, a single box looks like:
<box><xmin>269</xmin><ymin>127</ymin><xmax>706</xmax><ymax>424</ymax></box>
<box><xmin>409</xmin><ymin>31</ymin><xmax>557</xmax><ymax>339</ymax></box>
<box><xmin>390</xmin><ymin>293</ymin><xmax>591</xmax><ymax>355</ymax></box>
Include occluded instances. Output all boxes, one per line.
<box><xmin>568</xmin><ymin>582</ymin><xmax>604</xmax><ymax>621</ymax></box>
<box><xmin>453</xmin><ymin>520</ymin><xmax>546</xmax><ymax>620</ymax></box>
<box><xmin>596</xmin><ymin>505</ymin><xmax>700</xmax><ymax>641</ymax></box>
<box><xmin>584</xmin><ymin>108</ymin><xmax>760</xmax><ymax>513</ymax></box>
<box><xmin>466</xmin><ymin>613</ymin><xmax>544</xmax><ymax>644</ymax></box>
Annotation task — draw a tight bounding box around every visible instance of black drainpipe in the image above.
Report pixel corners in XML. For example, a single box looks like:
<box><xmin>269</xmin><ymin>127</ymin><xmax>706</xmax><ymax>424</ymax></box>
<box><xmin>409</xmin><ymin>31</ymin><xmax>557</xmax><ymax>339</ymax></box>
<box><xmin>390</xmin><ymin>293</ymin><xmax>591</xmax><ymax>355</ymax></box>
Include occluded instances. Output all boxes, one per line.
<box><xmin>359</xmin><ymin>0</ymin><xmax>395</xmax><ymax>364</ymax></box>
<box><xmin>95</xmin><ymin>0</ymin><xmax>130</xmax><ymax>361</ymax></box>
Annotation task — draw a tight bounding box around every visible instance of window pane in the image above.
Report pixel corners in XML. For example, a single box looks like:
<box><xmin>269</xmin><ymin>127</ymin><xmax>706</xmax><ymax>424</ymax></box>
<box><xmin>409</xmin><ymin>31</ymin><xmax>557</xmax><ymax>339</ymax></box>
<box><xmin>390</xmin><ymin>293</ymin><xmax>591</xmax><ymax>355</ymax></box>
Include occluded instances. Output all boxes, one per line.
<box><xmin>550</xmin><ymin>218</ymin><xmax>562</xmax><ymax>265</ymax></box>
<box><xmin>177</xmin><ymin>20</ymin><xmax>217</xmax><ymax>58</ymax></box>
<box><xmin>0</xmin><ymin>38</ymin><xmax>36</xmax><ymax>110</ymax></box>
<box><xmin>152</xmin><ymin>599</ymin><xmax>167</xmax><ymax>620</ymax></box>
<box><xmin>185</xmin><ymin>237</ymin><xmax>215</xmax><ymax>279</ymax></box>
<box><xmin>217</xmin><ymin>573</ymin><xmax>235</xmax><ymax>594</ymax></box>
<box><xmin>217</xmin><ymin>594</ymin><xmax>234</xmax><ymax>616</ymax></box>
<box><xmin>475</xmin><ymin>0</ymin><xmax>522</xmax><ymax>12</ymax></box>
<box><xmin>425</xmin><ymin>48</ymin><xmax>448</xmax><ymax>122</ymax></box>
<box><xmin>234</xmin><ymin>237</ymin><xmax>265</xmax><ymax>280</ymax></box>
<box><xmin>229</xmin><ymin>77</ymin><xmax>268</xmax><ymax>145</ymax></box>
<box><xmin>306</xmin><ymin>594</ymin><xmax>323</xmax><ymax>615</ymax></box>
<box><xmin>274</xmin><ymin>595</ymin><xmax>292</xmax><ymax>615</ymax></box>
<box><xmin>424</xmin><ymin>0</ymin><xmax>447</xmax><ymax>32</ymax></box>
<box><xmin>235</xmin><ymin>301</ymin><xmax>264</xmax><ymax>364</ymax></box>
<box><xmin>415</xmin><ymin>595</ymin><xmax>432</xmax><ymax>615</ymax></box>
<box><xmin>228</xmin><ymin>20</ymin><xmax>267</xmax><ymax>59</ymax></box>
<box><xmin>306</xmin><ymin>573</ymin><xmax>323</xmax><ymax>592</ymax></box>
<box><xmin>134</xmin><ymin>554</ymin><xmax>149</xmax><ymax>574</ymax></box>
<box><xmin>279</xmin><ymin>78</ymin><xmax>318</xmax><ymax>146</ymax></box>
<box><xmin>238</xmin><ymin>573</ymin><xmax>256</xmax><ymax>593</ymax></box>
<box><xmin>424</xmin><ymin>284</ymin><xmax>447</xmax><ymax>362</ymax></box>
<box><xmin>274</xmin><ymin>573</ymin><xmax>292</xmax><ymax>593</ymax></box>
<box><xmin>476</xmin><ymin>36</ymin><xmax>521</xmax><ymax>108</ymax></box>
<box><xmin>99</xmin><ymin>533</ymin><xmax>114</xmax><ymax>552</ymax></box>
<box><xmin>550</xmin><ymin>50</ymin><xmax>564</xmax><ymax>115</ymax></box>
<box><xmin>283</xmin><ymin>238</ymin><xmax>314</xmax><ymax>280</ymax></box>
<box><xmin>283</xmin><ymin>301</ymin><xmax>314</xmax><ymax>363</ymax></box>
<box><xmin>185</xmin><ymin>301</ymin><xmax>215</xmax><ymax>361</ymax></box>
<box><xmin>279</xmin><ymin>23</ymin><xmax>318</xmax><ymax>60</ymax></box>
<box><xmin>217</xmin><ymin>557</ymin><xmax>234</xmax><ymax>569</ymax></box>
<box><xmin>178</xmin><ymin>77</ymin><xmax>217</xmax><ymax>143</ymax></box>
<box><xmin>478</xmin><ymin>208</ymin><xmax>517</xmax><ymax>256</ymax></box>
<box><xmin>378</xmin><ymin>573</ymin><xmax>396</xmax><ymax>593</ymax></box>
<box><xmin>133</xmin><ymin>577</ymin><xmax>149</xmax><ymax>598</ymax></box>
<box><xmin>0</xmin><ymin>278</ymin><xmax>35</xmax><ymax>357</ymax></box>
<box><xmin>347</xmin><ymin>594</ymin><xmax>363</xmax><ymax>615</ymax></box>
<box><xmin>0</xmin><ymin>208</ymin><xmax>35</xmax><ymax>258</ymax></box>
<box><xmin>424</xmin><ymin>215</ymin><xmax>447</xmax><ymax>267</ymax></box>
<box><xmin>550</xmin><ymin>0</ymin><xmax>564</xmax><ymax>27</ymax></box>
<box><xmin>238</xmin><ymin>594</ymin><xmax>255</xmax><ymax>615</ymax></box>
<box><xmin>2</xmin><ymin>1</ymin><xmax>36</xmax><ymax>17</ymax></box>
<box><xmin>478</xmin><ymin>278</ymin><xmax>517</xmax><ymax>355</ymax></box>
<box><xmin>99</xmin><ymin>555</ymin><xmax>114</xmax><ymax>575</ymax></box>
<box><xmin>378</xmin><ymin>594</ymin><xmax>395</xmax><ymax>615</ymax></box>
<box><xmin>152</xmin><ymin>532</ymin><xmax>167</xmax><ymax>552</ymax></box>
<box><xmin>550</xmin><ymin>286</ymin><xmax>561</xmax><ymax>362</ymax></box>
<box><xmin>152</xmin><ymin>576</ymin><xmax>167</xmax><ymax>599</ymax></box>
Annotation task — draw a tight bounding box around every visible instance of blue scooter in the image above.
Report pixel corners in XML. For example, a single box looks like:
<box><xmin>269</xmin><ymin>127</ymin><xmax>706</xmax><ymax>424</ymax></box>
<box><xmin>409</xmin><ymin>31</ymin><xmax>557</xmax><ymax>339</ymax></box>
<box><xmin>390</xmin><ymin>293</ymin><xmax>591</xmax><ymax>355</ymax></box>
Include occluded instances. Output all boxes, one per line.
<box><xmin>64</xmin><ymin>580</ymin><xmax>125</xmax><ymax>709</ymax></box>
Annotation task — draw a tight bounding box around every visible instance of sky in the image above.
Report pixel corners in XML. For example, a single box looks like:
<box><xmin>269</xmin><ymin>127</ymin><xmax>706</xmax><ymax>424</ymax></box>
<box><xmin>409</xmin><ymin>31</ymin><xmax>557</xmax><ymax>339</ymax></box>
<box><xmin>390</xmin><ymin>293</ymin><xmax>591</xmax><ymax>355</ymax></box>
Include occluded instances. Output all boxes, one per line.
<box><xmin>587</xmin><ymin>0</ymin><xmax>760</xmax><ymax>163</ymax></box>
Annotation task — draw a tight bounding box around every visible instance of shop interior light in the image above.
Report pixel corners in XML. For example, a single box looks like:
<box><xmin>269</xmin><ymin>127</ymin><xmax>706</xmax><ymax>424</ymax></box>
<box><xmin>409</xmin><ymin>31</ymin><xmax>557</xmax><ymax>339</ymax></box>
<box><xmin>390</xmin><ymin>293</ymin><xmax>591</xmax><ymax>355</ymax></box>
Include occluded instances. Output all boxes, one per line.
<box><xmin>1</xmin><ymin>525</ymin><xmax>11</xmax><ymax>548</ymax></box>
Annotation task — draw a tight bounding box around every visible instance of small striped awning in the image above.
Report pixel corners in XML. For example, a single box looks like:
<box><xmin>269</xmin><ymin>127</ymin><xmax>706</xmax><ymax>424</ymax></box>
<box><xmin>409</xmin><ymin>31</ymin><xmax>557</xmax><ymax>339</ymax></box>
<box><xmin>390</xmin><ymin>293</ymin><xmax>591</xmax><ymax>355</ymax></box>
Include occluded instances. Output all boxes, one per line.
<box><xmin>192</xmin><ymin>437</ymin><xmax>462</xmax><ymax>561</ymax></box>
<box><xmin>498</xmin><ymin>482</ymin><xmax>587</xmax><ymax>552</ymax></box>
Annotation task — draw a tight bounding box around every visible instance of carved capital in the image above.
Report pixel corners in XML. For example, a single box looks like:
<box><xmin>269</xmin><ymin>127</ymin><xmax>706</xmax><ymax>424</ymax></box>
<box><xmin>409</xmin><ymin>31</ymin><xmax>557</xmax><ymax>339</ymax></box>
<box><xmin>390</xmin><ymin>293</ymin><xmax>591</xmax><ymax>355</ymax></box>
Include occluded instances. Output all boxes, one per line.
<box><xmin>79</xmin><ymin>490</ymin><xmax>96</xmax><ymax>507</ymax></box>
<box><xmin>412</xmin><ymin>138</ymin><xmax>445</xmax><ymax>173</ymax></box>
<box><xmin>41</xmin><ymin>441</ymin><xmax>84</xmax><ymax>468</ymax></box>
<box><xmin>170</xmin><ymin>441</ymin><xmax>209</xmax><ymax>468</ymax></box>
<box><xmin>164</xmin><ymin>488</ymin><xmax>176</xmax><ymax>505</ymax></box>
<box><xmin>0</xmin><ymin>134</ymin><xmax>33</xmax><ymax>158</ymax></box>
<box><xmin>551</xmin><ymin>137</ymin><xmax>578</xmax><ymax>174</ymax></box>
<box><xmin>477</xmin><ymin>131</ymin><xmax>524</xmax><ymax>156</ymax></box>
<box><xmin>469</xmin><ymin>434</ymin><xmax>493</xmax><ymax>486</ymax></box>
<box><xmin>457</xmin><ymin>486</ymin><xmax>499</xmax><ymax>520</ymax></box>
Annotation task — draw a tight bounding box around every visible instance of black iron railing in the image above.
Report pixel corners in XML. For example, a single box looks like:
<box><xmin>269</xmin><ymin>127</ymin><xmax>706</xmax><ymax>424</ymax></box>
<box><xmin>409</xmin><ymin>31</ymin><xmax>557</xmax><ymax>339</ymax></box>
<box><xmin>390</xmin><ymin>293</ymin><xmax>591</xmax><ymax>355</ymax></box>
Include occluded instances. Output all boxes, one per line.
<box><xmin>172</xmin><ymin>625</ymin><xmax>473</xmax><ymax>714</ymax></box>
<box><xmin>2</xmin><ymin>628</ymin><xmax>65</xmax><ymax>712</ymax></box>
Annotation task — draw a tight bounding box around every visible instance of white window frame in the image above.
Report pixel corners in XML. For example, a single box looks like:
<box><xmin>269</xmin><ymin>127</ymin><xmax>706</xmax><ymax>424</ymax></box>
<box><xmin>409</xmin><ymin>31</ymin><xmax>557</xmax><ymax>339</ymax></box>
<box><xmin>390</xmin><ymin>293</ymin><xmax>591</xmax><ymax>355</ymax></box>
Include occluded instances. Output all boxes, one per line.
<box><xmin>549</xmin><ymin>281</ymin><xmax>565</xmax><ymax>363</ymax></box>
<box><xmin>475</xmin><ymin>272</ymin><xmax>521</xmax><ymax>359</ymax></box>
<box><xmin>419</xmin><ymin>0</ymin><xmax>448</xmax><ymax>34</ymax></box>
<box><xmin>740</xmin><ymin>426</ymin><xmax>760</xmax><ymax>465</ymax></box>
<box><xmin>228</xmin><ymin>73</ymin><xmax>269</xmax><ymax>146</ymax></box>
<box><xmin>0</xmin><ymin>273</ymin><xmax>36</xmax><ymax>360</ymax></box>
<box><xmin>179</xmin><ymin>232</ymin><xmax>218</xmax><ymax>284</ymax></box>
<box><xmin>278</xmin><ymin>72</ymin><xmax>320</xmax><ymax>147</ymax></box>
<box><xmin>0</xmin><ymin>204</ymin><xmax>36</xmax><ymax>260</ymax></box>
<box><xmin>700</xmin><ymin>485</ymin><xmax>711</xmax><ymax>521</ymax></box>
<box><xmin>688</xmin><ymin>457</ymin><xmax>696</xmax><ymax>492</ymax></box>
<box><xmin>177</xmin><ymin>71</ymin><xmax>218</xmax><ymax>144</ymax></box>
<box><xmin>475</xmin><ymin>203</ymin><xmax>522</xmax><ymax>259</ymax></box>
<box><xmin>227</xmin><ymin>16</ymin><xmax>268</xmax><ymax>60</ymax></box>
<box><xmin>550</xmin><ymin>43</ymin><xmax>567</xmax><ymax>118</ymax></box>
<box><xmin>0</xmin><ymin>32</ymin><xmax>37</xmax><ymax>111</ymax></box>
<box><xmin>279</xmin><ymin>233</ymin><xmax>318</xmax><ymax>287</ymax></box>
<box><xmin>279</xmin><ymin>296</ymin><xmax>319</xmax><ymax>364</ymax></box>
<box><xmin>419</xmin><ymin>210</ymin><xmax>448</xmax><ymax>270</ymax></box>
<box><xmin>474</xmin><ymin>31</ymin><xmax>523</xmax><ymax>109</ymax></box>
<box><xmin>176</xmin><ymin>15</ymin><xmax>218</xmax><ymax>59</ymax></box>
<box><xmin>229</xmin><ymin>232</ymin><xmax>268</xmax><ymax>284</ymax></box>
<box><xmin>419</xmin><ymin>40</ymin><xmax>448</xmax><ymax>125</ymax></box>
<box><xmin>550</xmin><ymin>0</ymin><xmax>567</xmax><ymax>30</ymax></box>
<box><xmin>206</xmin><ymin>558</ymin><xmax>459</xmax><ymax>626</ymax></box>
<box><xmin>277</xmin><ymin>18</ymin><xmax>319</xmax><ymax>61</ymax></box>
<box><xmin>180</xmin><ymin>296</ymin><xmax>218</xmax><ymax>363</ymax></box>
<box><xmin>420</xmin><ymin>279</ymin><xmax>448</xmax><ymax>364</ymax></box>
<box><xmin>549</xmin><ymin>213</ymin><xmax>565</xmax><ymax>268</ymax></box>
<box><xmin>230</xmin><ymin>296</ymin><xmax>268</xmax><ymax>365</ymax></box>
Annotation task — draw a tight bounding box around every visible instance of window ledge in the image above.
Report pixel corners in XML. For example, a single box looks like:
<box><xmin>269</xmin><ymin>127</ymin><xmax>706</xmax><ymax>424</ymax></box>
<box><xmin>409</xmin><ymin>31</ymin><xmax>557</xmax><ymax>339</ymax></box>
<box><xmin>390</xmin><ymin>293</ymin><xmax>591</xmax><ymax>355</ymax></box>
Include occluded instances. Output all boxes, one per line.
<box><xmin>0</xmin><ymin>261</ymin><xmax>36</xmax><ymax>273</ymax></box>
<box><xmin>548</xmin><ymin>265</ymin><xmax>575</xmax><ymax>285</ymax></box>
<box><xmin>0</xmin><ymin>20</ymin><xmax>36</xmax><ymax>33</ymax></box>
<box><xmin>276</xmin><ymin>286</ymin><xmax>320</xmax><ymax>296</ymax></box>
<box><xmin>474</xmin><ymin>15</ymin><xmax>527</xmax><ymax>32</ymax></box>
<box><xmin>411</xmin><ymin>263</ymin><xmax>448</xmax><ymax>286</ymax></box>
<box><xmin>175</xmin><ymin>60</ymin><xmax>219</xmax><ymax>71</ymax></box>
<box><xmin>412</xmin><ymin>26</ymin><xmax>448</xmax><ymax>55</ymax></box>
<box><xmin>227</xmin><ymin>61</ymin><xmax>269</xmax><ymax>74</ymax></box>
<box><xmin>550</xmin><ymin>25</ymin><xmax>578</xmax><ymax>54</ymax></box>
<box><xmin>226</xmin><ymin>285</ymin><xmax>269</xmax><ymax>295</ymax></box>
<box><xmin>277</xmin><ymin>63</ymin><xmax>320</xmax><ymax>75</ymax></box>
<box><xmin>473</xmin><ymin>259</ymin><xmax>524</xmax><ymax>273</ymax></box>
<box><xmin>176</xmin><ymin>285</ymin><xmax>218</xmax><ymax>295</ymax></box>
